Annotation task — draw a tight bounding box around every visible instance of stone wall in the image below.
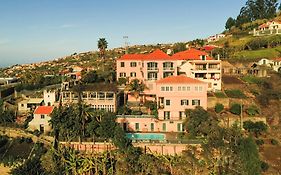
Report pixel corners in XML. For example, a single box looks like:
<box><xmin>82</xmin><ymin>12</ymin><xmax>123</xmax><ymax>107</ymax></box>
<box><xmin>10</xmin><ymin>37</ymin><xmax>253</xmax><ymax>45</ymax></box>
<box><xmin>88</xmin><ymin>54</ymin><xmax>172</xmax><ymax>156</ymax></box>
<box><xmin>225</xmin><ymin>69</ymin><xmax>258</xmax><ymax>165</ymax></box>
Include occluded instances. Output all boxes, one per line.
<box><xmin>207</xmin><ymin>97</ymin><xmax>230</xmax><ymax>109</ymax></box>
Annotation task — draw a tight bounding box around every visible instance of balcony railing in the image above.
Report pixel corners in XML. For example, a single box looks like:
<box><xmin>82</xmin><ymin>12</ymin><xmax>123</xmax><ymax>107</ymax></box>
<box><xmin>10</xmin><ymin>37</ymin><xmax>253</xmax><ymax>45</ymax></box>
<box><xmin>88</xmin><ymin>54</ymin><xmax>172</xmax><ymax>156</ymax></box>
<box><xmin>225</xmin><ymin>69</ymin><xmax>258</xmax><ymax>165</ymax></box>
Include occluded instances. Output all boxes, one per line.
<box><xmin>117</xmin><ymin>115</ymin><xmax>157</xmax><ymax>119</ymax></box>
<box><xmin>147</xmin><ymin>67</ymin><xmax>158</xmax><ymax>71</ymax></box>
<box><xmin>163</xmin><ymin>67</ymin><xmax>174</xmax><ymax>71</ymax></box>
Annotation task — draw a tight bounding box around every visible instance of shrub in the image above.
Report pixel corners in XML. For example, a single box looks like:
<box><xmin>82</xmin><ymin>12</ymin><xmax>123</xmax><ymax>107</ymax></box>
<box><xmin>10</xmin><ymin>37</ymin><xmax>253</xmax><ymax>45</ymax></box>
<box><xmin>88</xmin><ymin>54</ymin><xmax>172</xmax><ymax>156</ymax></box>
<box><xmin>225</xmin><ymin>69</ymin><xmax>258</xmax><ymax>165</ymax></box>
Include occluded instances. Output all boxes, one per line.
<box><xmin>215</xmin><ymin>103</ymin><xmax>224</xmax><ymax>113</ymax></box>
<box><xmin>243</xmin><ymin>121</ymin><xmax>268</xmax><ymax>137</ymax></box>
<box><xmin>246</xmin><ymin>105</ymin><xmax>260</xmax><ymax>116</ymax></box>
<box><xmin>260</xmin><ymin>161</ymin><xmax>269</xmax><ymax>172</ymax></box>
<box><xmin>230</xmin><ymin>103</ymin><xmax>242</xmax><ymax>115</ymax></box>
<box><xmin>270</xmin><ymin>139</ymin><xmax>279</xmax><ymax>145</ymax></box>
<box><xmin>255</xmin><ymin>139</ymin><xmax>264</xmax><ymax>146</ymax></box>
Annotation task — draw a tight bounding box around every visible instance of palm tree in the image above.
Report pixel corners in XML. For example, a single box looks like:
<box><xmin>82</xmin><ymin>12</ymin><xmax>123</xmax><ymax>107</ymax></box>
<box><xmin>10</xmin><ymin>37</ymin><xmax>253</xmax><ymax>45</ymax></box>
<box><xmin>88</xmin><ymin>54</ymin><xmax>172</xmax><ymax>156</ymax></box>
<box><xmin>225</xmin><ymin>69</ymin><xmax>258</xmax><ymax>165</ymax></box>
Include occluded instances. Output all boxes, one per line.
<box><xmin>125</xmin><ymin>79</ymin><xmax>146</xmax><ymax>105</ymax></box>
<box><xmin>97</xmin><ymin>38</ymin><xmax>108</xmax><ymax>60</ymax></box>
<box><xmin>98</xmin><ymin>38</ymin><xmax>108</xmax><ymax>72</ymax></box>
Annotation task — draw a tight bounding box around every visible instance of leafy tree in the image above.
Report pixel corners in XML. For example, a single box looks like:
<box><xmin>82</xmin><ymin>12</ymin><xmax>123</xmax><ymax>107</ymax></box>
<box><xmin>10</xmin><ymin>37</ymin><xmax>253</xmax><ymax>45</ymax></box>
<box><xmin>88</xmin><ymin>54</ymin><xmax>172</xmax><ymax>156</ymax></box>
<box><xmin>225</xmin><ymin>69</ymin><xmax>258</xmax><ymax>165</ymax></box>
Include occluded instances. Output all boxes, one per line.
<box><xmin>184</xmin><ymin>106</ymin><xmax>219</xmax><ymax>138</ymax></box>
<box><xmin>225</xmin><ymin>17</ymin><xmax>236</xmax><ymax>29</ymax></box>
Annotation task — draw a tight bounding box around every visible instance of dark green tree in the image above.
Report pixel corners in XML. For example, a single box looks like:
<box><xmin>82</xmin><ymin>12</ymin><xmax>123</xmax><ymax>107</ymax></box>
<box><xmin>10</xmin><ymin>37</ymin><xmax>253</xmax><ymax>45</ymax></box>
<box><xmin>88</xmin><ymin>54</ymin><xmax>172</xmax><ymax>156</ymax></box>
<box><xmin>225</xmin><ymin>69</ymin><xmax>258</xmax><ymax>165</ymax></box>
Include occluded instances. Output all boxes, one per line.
<box><xmin>225</xmin><ymin>17</ymin><xmax>236</xmax><ymax>29</ymax></box>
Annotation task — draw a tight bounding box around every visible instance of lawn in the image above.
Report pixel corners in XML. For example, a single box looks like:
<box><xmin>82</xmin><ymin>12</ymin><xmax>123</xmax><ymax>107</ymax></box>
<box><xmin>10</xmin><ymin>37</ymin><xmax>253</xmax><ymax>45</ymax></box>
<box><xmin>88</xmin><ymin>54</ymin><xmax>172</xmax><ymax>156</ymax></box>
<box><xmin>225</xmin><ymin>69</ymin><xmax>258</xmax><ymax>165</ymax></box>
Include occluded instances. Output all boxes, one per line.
<box><xmin>232</xmin><ymin>46</ymin><xmax>281</xmax><ymax>61</ymax></box>
<box><xmin>214</xmin><ymin>92</ymin><xmax>228</xmax><ymax>98</ymax></box>
<box><xmin>225</xmin><ymin>89</ymin><xmax>247</xmax><ymax>98</ymax></box>
<box><xmin>241</xmin><ymin>75</ymin><xmax>264</xmax><ymax>84</ymax></box>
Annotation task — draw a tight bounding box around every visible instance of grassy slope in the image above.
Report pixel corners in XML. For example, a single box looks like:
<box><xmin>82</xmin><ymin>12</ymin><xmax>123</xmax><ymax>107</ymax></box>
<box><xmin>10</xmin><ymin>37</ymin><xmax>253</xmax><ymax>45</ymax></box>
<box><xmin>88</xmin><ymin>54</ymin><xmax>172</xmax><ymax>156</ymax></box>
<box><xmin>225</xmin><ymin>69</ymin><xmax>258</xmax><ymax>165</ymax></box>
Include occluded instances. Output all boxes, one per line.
<box><xmin>233</xmin><ymin>46</ymin><xmax>281</xmax><ymax>61</ymax></box>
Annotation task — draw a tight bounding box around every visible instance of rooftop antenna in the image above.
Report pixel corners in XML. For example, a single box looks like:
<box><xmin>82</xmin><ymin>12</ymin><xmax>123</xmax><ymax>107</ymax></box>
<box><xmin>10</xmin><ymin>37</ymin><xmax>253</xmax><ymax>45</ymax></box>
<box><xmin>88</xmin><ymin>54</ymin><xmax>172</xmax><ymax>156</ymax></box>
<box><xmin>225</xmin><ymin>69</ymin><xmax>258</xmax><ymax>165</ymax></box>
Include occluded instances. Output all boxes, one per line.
<box><xmin>123</xmin><ymin>36</ymin><xmax>129</xmax><ymax>54</ymax></box>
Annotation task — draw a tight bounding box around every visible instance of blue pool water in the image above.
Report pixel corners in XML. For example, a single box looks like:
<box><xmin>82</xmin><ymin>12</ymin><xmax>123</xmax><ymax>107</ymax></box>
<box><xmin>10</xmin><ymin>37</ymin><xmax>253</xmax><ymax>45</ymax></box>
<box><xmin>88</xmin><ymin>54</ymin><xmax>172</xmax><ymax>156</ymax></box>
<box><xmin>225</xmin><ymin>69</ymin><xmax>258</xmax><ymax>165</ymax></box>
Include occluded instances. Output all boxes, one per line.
<box><xmin>126</xmin><ymin>133</ymin><xmax>165</xmax><ymax>141</ymax></box>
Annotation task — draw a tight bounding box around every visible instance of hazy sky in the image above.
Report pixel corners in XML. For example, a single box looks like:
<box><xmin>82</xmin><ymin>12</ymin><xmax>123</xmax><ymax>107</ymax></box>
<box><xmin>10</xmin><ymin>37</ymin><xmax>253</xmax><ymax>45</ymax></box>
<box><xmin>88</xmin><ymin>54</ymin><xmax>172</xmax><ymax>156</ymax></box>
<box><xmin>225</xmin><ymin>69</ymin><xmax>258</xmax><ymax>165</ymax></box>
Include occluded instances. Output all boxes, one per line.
<box><xmin>0</xmin><ymin>0</ymin><xmax>247</xmax><ymax>67</ymax></box>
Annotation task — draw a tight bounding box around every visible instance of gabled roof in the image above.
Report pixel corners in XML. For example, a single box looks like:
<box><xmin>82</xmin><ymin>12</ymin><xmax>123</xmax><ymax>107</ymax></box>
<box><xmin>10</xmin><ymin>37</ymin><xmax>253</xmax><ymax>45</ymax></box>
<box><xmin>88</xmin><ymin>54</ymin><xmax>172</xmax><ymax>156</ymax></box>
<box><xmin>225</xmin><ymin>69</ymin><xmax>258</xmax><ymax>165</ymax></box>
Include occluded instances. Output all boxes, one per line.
<box><xmin>118</xmin><ymin>49</ymin><xmax>172</xmax><ymax>61</ymax></box>
<box><xmin>156</xmin><ymin>75</ymin><xmax>206</xmax><ymax>84</ymax></box>
<box><xmin>171</xmin><ymin>48</ymin><xmax>213</xmax><ymax>60</ymax></box>
<box><xmin>34</xmin><ymin>106</ymin><xmax>54</xmax><ymax>115</ymax></box>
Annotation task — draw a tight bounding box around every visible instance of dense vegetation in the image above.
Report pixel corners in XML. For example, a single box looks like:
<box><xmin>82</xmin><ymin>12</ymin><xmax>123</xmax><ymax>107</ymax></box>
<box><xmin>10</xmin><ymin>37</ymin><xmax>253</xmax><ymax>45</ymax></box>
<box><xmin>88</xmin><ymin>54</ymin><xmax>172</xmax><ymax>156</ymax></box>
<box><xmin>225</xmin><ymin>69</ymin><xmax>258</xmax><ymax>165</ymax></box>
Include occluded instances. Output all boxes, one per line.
<box><xmin>225</xmin><ymin>0</ymin><xmax>279</xmax><ymax>30</ymax></box>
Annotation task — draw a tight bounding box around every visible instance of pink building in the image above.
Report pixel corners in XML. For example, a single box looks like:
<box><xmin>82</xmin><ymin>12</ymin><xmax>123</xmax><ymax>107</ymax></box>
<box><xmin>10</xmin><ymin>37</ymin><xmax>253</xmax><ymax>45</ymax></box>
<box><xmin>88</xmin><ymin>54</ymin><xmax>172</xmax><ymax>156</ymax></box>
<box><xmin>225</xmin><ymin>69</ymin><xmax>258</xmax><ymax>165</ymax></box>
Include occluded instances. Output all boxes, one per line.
<box><xmin>156</xmin><ymin>75</ymin><xmax>207</xmax><ymax>121</ymax></box>
<box><xmin>116</xmin><ymin>48</ymin><xmax>216</xmax><ymax>133</ymax></box>
<box><xmin>117</xmin><ymin>75</ymin><xmax>207</xmax><ymax>133</ymax></box>
<box><xmin>117</xmin><ymin>48</ymin><xmax>221</xmax><ymax>92</ymax></box>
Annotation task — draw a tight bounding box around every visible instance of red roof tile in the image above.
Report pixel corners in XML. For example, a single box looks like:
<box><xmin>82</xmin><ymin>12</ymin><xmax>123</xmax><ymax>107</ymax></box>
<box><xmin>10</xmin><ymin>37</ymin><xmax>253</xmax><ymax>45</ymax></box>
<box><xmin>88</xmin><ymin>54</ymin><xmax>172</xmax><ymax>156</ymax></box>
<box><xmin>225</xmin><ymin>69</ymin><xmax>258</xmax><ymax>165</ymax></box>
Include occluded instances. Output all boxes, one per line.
<box><xmin>34</xmin><ymin>106</ymin><xmax>54</xmax><ymax>115</ymax></box>
<box><xmin>172</xmin><ymin>48</ymin><xmax>213</xmax><ymax>60</ymax></box>
<box><xmin>274</xmin><ymin>57</ymin><xmax>281</xmax><ymax>61</ymax></box>
<box><xmin>118</xmin><ymin>49</ymin><xmax>172</xmax><ymax>61</ymax></box>
<box><xmin>156</xmin><ymin>75</ymin><xmax>206</xmax><ymax>84</ymax></box>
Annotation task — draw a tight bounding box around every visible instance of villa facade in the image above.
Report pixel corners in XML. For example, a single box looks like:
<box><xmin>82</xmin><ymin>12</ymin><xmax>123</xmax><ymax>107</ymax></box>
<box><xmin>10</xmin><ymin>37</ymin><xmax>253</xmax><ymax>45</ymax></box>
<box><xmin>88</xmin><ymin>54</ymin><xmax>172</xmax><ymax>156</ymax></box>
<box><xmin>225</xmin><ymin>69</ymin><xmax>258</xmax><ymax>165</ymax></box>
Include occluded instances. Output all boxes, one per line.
<box><xmin>61</xmin><ymin>83</ymin><xmax>118</xmax><ymax>112</ymax></box>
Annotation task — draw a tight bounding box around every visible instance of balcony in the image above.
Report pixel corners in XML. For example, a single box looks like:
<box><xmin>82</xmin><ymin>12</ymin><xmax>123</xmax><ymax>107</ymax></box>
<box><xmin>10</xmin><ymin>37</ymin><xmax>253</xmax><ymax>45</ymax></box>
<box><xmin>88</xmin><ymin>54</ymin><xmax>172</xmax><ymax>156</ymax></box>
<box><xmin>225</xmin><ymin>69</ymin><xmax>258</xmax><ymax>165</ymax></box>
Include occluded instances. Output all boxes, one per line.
<box><xmin>163</xmin><ymin>67</ymin><xmax>174</xmax><ymax>71</ymax></box>
<box><xmin>147</xmin><ymin>67</ymin><xmax>158</xmax><ymax>71</ymax></box>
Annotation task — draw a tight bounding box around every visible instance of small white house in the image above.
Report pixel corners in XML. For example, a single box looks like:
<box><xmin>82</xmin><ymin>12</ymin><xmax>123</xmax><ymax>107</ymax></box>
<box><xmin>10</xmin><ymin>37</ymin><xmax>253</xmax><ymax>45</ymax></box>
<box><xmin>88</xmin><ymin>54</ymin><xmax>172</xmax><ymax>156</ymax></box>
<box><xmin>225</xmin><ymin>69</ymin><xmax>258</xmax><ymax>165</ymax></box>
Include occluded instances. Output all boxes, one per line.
<box><xmin>43</xmin><ymin>90</ymin><xmax>56</xmax><ymax>106</ymax></box>
<box><xmin>29</xmin><ymin>106</ymin><xmax>54</xmax><ymax>133</ymax></box>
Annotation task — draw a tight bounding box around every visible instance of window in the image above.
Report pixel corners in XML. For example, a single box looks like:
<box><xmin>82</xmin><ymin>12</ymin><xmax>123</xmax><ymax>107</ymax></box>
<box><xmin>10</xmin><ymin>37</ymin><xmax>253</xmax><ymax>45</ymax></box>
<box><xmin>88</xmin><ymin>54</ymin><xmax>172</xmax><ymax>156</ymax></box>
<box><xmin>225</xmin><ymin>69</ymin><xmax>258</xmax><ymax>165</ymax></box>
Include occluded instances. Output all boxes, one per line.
<box><xmin>186</xmin><ymin>86</ymin><xmax>191</xmax><ymax>91</ymax></box>
<box><xmin>161</xmin><ymin>87</ymin><xmax>165</xmax><ymax>91</ymax></box>
<box><xmin>130</xmin><ymin>62</ymin><xmax>137</xmax><ymax>67</ymax></box>
<box><xmin>120</xmin><ymin>62</ymin><xmax>125</xmax><ymax>67</ymax></box>
<box><xmin>163</xmin><ymin>72</ymin><xmax>173</xmax><ymax>78</ymax></box>
<box><xmin>177</xmin><ymin>123</ymin><xmax>183</xmax><ymax>132</ymax></box>
<box><xmin>166</xmin><ymin>99</ymin><xmax>170</xmax><ymax>106</ymax></box>
<box><xmin>178</xmin><ymin>86</ymin><xmax>181</xmax><ymax>91</ymax></box>
<box><xmin>135</xmin><ymin>123</ymin><xmax>140</xmax><ymax>131</ymax></box>
<box><xmin>21</xmin><ymin>104</ymin><xmax>24</xmax><ymax>107</ymax></box>
<box><xmin>179</xmin><ymin>111</ymin><xmax>185</xmax><ymax>120</ymax></box>
<box><xmin>163</xmin><ymin>62</ymin><xmax>174</xmax><ymax>70</ymax></box>
<box><xmin>147</xmin><ymin>62</ymin><xmax>158</xmax><ymax>70</ymax></box>
<box><xmin>192</xmin><ymin>99</ymin><xmax>200</xmax><ymax>106</ymax></box>
<box><xmin>41</xmin><ymin>115</ymin><xmax>45</xmax><ymax>119</ymax></box>
<box><xmin>181</xmin><ymin>99</ymin><xmax>189</xmax><ymax>106</ymax></box>
<box><xmin>162</xmin><ymin>123</ymin><xmax>166</xmax><ymax>132</ymax></box>
<box><xmin>199</xmin><ymin>86</ymin><xmax>203</xmax><ymax>91</ymax></box>
<box><xmin>98</xmin><ymin>92</ymin><xmax>105</xmax><ymax>99</ymax></box>
<box><xmin>201</xmin><ymin>55</ymin><xmax>206</xmax><ymax>60</ymax></box>
<box><xmin>150</xmin><ymin>123</ymin><xmax>154</xmax><ymax>131</ymax></box>
<box><xmin>182</xmin><ymin>86</ymin><xmax>186</xmax><ymax>91</ymax></box>
<box><xmin>147</xmin><ymin>72</ymin><xmax>158</xmax><ymax>80</ymax></box>
<box><xmin>130</xmin><ymin>72</ymin><xmax>136</xmax><ymax>77</ymax></box>
<box><xmin>119</xmin><ymin>72</ymin><xmax>126</xmax><ymax>77</ymax></box>
<box><xmin>195</xmin><ymin>86</ymin><xmax>199</xmax><ymax>91</ymax></box>
<box><xmin>164</xmin><ymin>111</ymin><xmax>170</xmax><ymax>120</ymax></box>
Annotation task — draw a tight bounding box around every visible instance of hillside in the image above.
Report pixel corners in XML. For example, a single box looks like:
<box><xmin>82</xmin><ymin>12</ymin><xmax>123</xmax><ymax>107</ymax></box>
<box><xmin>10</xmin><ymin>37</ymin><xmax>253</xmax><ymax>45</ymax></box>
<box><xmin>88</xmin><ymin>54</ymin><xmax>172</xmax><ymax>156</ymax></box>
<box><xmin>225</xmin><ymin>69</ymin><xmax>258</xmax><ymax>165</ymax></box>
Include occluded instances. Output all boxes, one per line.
<box><xmin>211</xmin><ymin>14</ymin><xmax>281</xmax><ymax>63</ymax></box>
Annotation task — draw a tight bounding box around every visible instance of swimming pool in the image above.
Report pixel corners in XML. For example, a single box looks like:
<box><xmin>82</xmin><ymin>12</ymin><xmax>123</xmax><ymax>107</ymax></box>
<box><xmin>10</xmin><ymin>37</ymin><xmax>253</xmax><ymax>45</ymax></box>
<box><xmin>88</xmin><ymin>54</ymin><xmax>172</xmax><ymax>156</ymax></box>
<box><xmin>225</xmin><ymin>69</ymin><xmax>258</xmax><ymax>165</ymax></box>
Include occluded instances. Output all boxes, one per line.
<box><xmin>126</xmin><ymin>133</ymin><xmax>166</xmax><ymax>141</ymax></box>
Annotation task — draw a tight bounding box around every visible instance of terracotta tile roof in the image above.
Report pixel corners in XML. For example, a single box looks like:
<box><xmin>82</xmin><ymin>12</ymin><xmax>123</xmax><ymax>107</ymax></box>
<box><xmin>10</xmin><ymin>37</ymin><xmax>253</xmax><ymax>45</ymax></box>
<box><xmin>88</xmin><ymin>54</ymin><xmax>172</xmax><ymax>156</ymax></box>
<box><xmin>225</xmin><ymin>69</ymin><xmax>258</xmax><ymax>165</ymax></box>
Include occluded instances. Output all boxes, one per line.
<box><xmin>34</xmin><ymin>106</ymin><xmax>54</xmax><ymax>115</ymax></box>
<box><xmin>118</xmin><ymin>49</ymin><xmax>172</xmax><ymax>61</ymax></box>
<box><xmin>273</xmin><ymin>57</ymin><xmax>281</xmax><ymax>61</ymax></box>
<box><xmin>171</xmin><ymin>48</ymin><xmax>213</xmax><ymax>60</ymax></box>
<box><xmin>156</xmin><ymin>75</ymin><xmax>206</xmax><ymax>84</ymax></box>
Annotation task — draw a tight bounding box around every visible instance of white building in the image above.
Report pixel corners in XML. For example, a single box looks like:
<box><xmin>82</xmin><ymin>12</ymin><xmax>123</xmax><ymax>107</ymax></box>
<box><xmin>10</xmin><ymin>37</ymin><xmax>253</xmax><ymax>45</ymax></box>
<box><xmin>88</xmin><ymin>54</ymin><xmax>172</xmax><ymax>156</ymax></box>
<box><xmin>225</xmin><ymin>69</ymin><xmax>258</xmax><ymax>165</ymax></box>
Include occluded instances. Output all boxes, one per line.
<box><xmin>43</xmin><ymin>90</ymin><xmax>57</xmax><ymax>106</ymax></box>
<box><xmin>29</xmin><ymin>106</ymin><xmax>54</xmax><ymax>133</ymax></box>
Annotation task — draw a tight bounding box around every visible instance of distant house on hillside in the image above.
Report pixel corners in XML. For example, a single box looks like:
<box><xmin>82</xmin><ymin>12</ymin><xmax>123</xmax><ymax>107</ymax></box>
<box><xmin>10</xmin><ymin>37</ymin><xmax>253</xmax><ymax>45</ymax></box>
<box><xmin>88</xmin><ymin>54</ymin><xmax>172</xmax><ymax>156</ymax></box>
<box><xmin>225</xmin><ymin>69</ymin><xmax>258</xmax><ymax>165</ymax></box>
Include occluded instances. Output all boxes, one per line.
<box><xmin>252</xmin><ymin>20</ymin><xmax>281</xmax><ymax>36</ymax></box>
<box><xmin>257</xmin><ymin>58</ymin><xmax>281</xmax><ymax>72</ymax></box>
<box><xmin>207</xmin><ymin>34</ymin><xmax>225</xmax><ymax>42</ymax></box>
